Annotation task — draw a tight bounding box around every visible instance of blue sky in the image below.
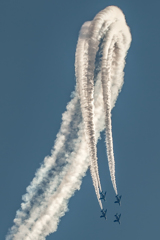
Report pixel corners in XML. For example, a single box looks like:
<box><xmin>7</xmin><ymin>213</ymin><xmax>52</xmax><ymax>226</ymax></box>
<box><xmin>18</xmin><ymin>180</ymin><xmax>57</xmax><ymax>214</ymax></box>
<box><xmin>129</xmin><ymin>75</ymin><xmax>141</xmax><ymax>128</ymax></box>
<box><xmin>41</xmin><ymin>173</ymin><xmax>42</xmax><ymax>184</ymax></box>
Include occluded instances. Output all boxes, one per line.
<box><xmin>1</xmin><ymin>0</ymin><xmax>160</xmax><ymax>239</ymax></box>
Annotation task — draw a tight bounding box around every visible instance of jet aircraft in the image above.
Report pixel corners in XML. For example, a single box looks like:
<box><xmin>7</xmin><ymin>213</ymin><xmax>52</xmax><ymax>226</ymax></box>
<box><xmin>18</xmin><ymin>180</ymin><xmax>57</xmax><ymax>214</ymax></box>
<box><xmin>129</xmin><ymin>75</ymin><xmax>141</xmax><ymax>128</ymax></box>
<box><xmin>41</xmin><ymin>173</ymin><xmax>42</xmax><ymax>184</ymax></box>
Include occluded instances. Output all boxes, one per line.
<box><xmin>114</xmin><ymin>213</ymin><xmax>121</xmax><ymax>224</ymax></box>
<box><xmin>100</xmin><ymin>209</ymin><xmax>107</xmax><ymax>220</ymax></box>
<box><xmin>114</xmin><ymin>194</ymin><xmax>122</xmax><ymax>206</ymax></box>
<box><xmin>99</xmin><ymin>191</ymin><xmax>107</xmax><ymax>201</ymax></box>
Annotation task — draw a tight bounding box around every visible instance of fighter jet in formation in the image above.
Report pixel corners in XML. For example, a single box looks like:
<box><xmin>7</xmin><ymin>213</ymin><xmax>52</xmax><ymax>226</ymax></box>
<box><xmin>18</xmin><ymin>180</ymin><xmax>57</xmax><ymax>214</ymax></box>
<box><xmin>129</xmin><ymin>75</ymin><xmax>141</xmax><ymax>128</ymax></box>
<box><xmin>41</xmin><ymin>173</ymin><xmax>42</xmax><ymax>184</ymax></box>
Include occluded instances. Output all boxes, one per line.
<box><xmin>114</xmin><ymin>194</ymin><xmax>122</xmax><ymax>206</ymax></box>
<box><xmin>114</xmin><ymin>213</ymin><xmax>121</xmax><ymax>224</ymax></box>
<box><xmin>100</xmin><ymin>209</ymin><xmax>107</xmax><ymax>220</ymax></box>
<box><xmin>99</xmin><ymin>191</ymin><xmax>107</xmax><ymax>201</ymax></box>
<box><xmin>99</xmin><ymin>192</ymin><xmax>122</xmax><ymax>223</ymax></box>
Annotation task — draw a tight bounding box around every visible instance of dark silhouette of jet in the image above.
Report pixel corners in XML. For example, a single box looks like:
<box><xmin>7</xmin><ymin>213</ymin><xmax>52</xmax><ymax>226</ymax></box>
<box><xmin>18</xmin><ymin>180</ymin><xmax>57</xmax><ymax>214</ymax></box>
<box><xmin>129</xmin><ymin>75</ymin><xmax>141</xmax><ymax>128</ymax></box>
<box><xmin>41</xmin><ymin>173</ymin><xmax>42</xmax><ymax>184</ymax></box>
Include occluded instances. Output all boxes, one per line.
<box><xmin>114</xmin><ymin>213</ymin><xmax>121</xmax><ymax>224</ymax></box>
<box><xmin>99</xmin><ymin>191</ymin><xmax>107</xmax><ymax>201</ymax></box>
<box><xmin>114</xmin><ymin>194</ymin><xmax>122</xmax><ymax>206</ymax></box>
<box><xmin>100</xmin><ymin>209</ymin><xmax>107</xmax><ymax>220</ymax></box>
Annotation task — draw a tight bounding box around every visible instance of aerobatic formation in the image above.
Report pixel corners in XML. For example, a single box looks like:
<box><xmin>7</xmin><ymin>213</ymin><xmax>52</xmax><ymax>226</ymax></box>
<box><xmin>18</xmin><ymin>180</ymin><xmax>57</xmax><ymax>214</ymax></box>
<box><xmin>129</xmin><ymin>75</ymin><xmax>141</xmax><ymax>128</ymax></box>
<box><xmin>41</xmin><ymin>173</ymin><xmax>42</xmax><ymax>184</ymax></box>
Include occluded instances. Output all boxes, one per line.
<box><xmin>6</xmin><ymin>6</ymin><xmax>131</xmax><ymax>240</ymax></box>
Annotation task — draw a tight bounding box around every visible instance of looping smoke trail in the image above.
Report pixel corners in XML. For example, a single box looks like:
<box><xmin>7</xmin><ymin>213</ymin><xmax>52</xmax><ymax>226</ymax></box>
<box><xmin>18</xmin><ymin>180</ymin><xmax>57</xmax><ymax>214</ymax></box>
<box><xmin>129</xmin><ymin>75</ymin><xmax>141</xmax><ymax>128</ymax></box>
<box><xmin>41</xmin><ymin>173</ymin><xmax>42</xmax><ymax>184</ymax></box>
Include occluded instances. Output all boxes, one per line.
<box><xmin>76</xmin><ymin>6</ymin><xmax>131</xmax><ymax>197</ymax></box>
<box><xmin>6</xmin><ymin>6</ymin><xmax>131</xmax><ymax>240</ymax></box>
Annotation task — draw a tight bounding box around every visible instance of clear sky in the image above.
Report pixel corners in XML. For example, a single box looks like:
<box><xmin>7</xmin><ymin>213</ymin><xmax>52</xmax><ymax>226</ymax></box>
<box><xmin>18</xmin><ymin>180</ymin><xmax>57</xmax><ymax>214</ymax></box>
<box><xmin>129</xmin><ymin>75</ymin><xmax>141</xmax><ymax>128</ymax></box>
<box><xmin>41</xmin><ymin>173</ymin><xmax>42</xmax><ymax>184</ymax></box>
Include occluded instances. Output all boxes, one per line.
<box><xmin>1</xmin><ymin>0</ymin><xmax>160</xmax><ymax>239</ymax></box>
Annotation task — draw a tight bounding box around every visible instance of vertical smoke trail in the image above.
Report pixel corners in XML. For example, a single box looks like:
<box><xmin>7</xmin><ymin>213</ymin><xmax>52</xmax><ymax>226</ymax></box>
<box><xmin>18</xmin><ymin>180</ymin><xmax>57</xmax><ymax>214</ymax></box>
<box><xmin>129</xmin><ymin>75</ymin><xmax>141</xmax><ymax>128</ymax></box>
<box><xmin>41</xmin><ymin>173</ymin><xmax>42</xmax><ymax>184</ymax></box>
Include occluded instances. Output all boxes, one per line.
<box><xmin>76</xmin><ymin>6</ymin><xmax>131</xmax><ymax>195</ymax></box>
<box><xmin>75</xmin><ymin>21</ymin><xmax>103</xmax><ymax>208</ymax></box>
<box><xmin>6</xmin><ymin>5</ymin><xmax>131</xmax><ymax>240</ymax></box>
<box><xmin>100</xmin><ymin>9</ymin><xmax>132</xmax><ymax>194</ymax></box>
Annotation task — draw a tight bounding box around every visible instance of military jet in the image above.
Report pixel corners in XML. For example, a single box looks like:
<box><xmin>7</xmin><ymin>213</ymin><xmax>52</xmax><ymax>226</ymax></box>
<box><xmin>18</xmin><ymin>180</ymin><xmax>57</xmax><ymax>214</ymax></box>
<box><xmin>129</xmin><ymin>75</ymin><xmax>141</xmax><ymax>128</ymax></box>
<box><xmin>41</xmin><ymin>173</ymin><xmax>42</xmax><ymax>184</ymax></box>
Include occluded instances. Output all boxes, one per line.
<box><xmin>114</xmin><ymin>194</ymin><xmax>122</xmax><ymax>206</ymax></box>
<box><xmin>100</xmin><ymin>209</ymin><xmax>107</xmax><ymax>220</ymax></box>
<box><xmin>114</xmin><ymin>213</ymin><xmax>121</xmax><ymax>224</ymax></box>
<box><xmin>99</xmin><ymin>191</ymin><xmax>107</xmax><ymax>201</ymax></box>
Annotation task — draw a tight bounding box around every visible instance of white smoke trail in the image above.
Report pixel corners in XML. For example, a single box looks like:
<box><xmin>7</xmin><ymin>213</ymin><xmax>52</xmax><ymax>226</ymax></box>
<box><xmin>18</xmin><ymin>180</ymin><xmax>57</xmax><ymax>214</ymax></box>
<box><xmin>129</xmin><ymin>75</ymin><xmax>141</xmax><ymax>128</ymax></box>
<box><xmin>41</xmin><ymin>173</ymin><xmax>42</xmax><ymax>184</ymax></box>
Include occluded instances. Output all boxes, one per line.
<box><xmin>76</xmin><ymin>6</ymin><xmax>131</xmax><ymax>195</ymax></box>
<box><xmin>75</xmin><ymin>21</ymin><xmax>103</xmax><ymax>208</ymax></box>
<box><xmin>6</xmin><ymin>5</ymin><xmax>131</xmax><ymax>240</ymax></box>
<box><xmin>6</xmin><ymin>93</ymin><xmax>84</xmax><ymax>239</ymax></box>
<box><xmin>100</xmin><ymin>7</ymin><xmax>131</xmax><ymax>194</ymax></box>
<box><xmin>6</xmin><ymin>77</ymin><xmax>105</xmax><ymax>240</ymax></box>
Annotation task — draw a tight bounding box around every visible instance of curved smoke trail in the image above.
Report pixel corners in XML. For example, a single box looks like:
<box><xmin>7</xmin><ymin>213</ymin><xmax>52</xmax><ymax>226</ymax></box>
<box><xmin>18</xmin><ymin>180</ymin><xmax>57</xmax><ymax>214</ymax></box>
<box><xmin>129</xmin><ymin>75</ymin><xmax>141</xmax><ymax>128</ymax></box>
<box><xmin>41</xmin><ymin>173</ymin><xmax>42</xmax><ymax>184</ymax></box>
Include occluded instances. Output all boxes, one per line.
<box><xmin>6</xmin><ymin>6</ymin><xmax>131</xmax><ymax>240</ymax></box>
<box><xmin>76</xmin><ymin>6</ymin><xmax>131</xmax><ymax>197</ymax></box>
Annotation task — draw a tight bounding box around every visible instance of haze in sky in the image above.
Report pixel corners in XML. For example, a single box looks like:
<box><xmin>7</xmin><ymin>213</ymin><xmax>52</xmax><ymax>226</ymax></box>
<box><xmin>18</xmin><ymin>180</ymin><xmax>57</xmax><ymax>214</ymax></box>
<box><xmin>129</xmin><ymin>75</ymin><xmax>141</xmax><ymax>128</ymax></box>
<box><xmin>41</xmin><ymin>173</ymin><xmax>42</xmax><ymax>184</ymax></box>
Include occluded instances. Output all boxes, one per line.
<box><xmin>1</xmin><ymin>1</ymin><xmax>160</xmax><ymax>240</ymax></box>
